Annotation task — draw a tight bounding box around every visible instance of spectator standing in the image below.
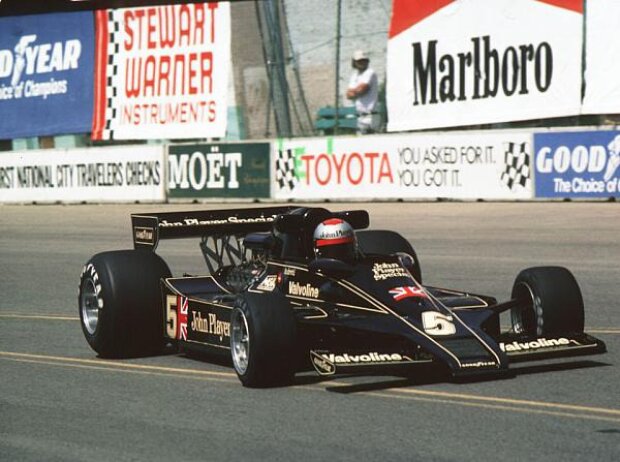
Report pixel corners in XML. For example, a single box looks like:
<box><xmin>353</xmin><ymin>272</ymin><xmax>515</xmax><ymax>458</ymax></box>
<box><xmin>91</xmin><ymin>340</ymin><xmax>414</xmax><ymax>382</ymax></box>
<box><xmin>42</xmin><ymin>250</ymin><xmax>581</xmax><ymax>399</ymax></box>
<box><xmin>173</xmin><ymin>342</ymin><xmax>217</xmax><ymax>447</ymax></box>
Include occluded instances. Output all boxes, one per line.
<box><xmin>346</xmin><ymin>50</ymin><xmax>379</xmax><ymax>134</ymax></box>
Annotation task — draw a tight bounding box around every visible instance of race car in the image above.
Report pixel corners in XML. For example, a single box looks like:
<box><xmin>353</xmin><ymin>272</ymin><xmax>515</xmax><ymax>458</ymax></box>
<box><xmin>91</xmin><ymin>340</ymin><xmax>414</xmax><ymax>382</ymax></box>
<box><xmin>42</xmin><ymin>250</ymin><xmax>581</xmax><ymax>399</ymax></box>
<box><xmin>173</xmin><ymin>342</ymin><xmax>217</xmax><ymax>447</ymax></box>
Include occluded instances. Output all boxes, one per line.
<box><xmin>78</xmin><ymin>206</ymin><xmax>606</xmax><ymax>387</ymax></box>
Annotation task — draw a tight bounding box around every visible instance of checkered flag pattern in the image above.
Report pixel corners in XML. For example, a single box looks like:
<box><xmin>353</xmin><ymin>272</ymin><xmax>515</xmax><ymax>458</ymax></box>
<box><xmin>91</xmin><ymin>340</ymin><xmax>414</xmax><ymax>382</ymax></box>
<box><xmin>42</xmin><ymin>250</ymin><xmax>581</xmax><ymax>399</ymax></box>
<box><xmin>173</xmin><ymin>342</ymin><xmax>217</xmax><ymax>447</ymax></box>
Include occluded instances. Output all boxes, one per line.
<box><xmin>501</xmin><ymin>142</ymin><xmax>531</xmax><ymax>190</ymax></box>
<box><xmin>275</xmin><ymin>149</ymin><xmax>297</xmax><ymax>191</ymax></box>
<box><xmin>102</xmin><ymin>10</ymin><xmax>123</xmax><ymax>140</ymax></box>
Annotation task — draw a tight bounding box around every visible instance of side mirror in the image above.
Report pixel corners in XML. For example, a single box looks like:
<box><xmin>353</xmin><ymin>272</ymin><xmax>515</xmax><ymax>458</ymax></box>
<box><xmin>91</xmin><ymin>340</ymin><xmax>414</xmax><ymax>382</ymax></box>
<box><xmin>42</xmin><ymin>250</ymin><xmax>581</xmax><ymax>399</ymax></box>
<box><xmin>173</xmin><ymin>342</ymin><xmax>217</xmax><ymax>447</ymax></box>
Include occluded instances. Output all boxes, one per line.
<box><xmin>243</xmin><ymin>232</ymin><xmax>275</xmax><ymax>251</ymax></box>
<box><xmin>308</xmin><ymin>258</ymin><xmax>356</xmax><ymax>278</ymax></box>
<box><xmin>334</xmin><ymin>210</ymin><xmax>369</xmax><ymax>230</ymax></box>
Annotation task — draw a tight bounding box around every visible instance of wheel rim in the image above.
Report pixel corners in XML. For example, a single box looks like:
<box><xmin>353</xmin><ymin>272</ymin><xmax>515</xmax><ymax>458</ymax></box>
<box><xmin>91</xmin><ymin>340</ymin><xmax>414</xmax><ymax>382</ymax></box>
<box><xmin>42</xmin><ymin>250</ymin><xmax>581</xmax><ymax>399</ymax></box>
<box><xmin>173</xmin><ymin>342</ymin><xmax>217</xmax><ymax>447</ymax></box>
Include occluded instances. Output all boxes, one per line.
<box><xmin>80</xmin><ymin>278</ymin><xmax>100</xmax><ymax>335</ymax></box>
<box><xmin>231</xmin><ymin>308</ymin><xmax>250</xmax><ymax>375</ymax></box>
<box><xmin>512</xmin><ymin>282</ymin><xmax>543</xmax><ymax>336</ymax></box>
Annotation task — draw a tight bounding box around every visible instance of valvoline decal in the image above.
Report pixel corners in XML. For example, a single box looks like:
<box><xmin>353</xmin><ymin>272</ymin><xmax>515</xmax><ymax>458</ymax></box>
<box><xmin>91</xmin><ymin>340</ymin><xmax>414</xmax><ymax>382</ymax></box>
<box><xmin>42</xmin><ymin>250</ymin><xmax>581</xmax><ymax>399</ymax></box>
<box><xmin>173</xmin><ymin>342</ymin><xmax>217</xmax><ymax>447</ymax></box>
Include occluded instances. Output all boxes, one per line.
<box><xmin>534</xmin><ymin>130</ymin><xmax>620</xmax><ymax>198</ymax></box>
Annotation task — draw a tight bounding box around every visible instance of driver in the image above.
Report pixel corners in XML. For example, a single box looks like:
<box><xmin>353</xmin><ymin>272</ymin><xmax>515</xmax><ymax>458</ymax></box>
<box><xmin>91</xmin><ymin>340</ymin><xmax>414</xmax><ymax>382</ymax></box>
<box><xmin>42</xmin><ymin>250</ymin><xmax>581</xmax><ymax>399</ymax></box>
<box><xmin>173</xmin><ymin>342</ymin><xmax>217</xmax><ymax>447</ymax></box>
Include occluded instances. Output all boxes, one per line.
<box><xmin>313</xmin><ymin>218</ymin><xmax>358</xmax><ymax>262</ymax></box>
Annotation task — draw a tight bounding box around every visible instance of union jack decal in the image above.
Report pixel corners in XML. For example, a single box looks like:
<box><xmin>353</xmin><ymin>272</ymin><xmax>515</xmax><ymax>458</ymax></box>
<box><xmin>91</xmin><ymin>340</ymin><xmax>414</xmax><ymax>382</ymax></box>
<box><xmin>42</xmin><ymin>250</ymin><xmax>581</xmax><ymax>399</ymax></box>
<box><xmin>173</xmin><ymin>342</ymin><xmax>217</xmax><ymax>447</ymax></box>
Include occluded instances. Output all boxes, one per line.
<box><xmin>389</xmin><ymin>286</ymin><xmax>426</xmax><ymax>301</ymax></box>
<box><xmin>177</xmin><ymin>296</ymin><xmax>188</xmax><ymax>340</ymax></box>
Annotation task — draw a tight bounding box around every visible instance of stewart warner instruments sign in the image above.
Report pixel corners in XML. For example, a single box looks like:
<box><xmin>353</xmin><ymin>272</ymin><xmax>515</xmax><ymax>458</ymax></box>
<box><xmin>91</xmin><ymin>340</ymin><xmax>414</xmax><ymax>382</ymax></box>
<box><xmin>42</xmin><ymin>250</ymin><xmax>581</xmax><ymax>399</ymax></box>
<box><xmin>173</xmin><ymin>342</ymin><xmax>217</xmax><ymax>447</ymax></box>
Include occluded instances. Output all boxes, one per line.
<box><xmin>91</xmin><ymin>2</ymin><xmax>231</xmax><ymax>140</ymax></box>
<box><xmin>386</xmin><ymin>0</ymin><xmax>583</xmax><ymax>131</ymax></box>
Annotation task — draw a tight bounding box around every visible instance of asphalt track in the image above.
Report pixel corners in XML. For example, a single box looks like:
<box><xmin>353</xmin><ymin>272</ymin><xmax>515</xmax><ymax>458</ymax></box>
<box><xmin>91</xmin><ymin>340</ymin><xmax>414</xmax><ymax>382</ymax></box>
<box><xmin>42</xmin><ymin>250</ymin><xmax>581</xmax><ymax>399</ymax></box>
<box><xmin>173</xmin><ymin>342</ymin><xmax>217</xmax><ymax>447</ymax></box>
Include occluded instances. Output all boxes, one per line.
<box><xmin>1</xmin><ymin>202</ymin><xmax>619</xmax><ymax>461</ymax></box>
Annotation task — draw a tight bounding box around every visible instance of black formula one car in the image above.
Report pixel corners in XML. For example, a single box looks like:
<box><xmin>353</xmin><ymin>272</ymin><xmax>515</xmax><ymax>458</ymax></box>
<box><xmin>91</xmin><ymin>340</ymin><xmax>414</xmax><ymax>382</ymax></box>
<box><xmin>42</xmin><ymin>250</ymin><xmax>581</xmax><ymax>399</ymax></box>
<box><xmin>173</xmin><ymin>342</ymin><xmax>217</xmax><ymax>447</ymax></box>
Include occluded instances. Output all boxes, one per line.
<box><xmin>79</xmin><ymin>206</ymin><xmax>606</xmax><ymax>387</ymax></box>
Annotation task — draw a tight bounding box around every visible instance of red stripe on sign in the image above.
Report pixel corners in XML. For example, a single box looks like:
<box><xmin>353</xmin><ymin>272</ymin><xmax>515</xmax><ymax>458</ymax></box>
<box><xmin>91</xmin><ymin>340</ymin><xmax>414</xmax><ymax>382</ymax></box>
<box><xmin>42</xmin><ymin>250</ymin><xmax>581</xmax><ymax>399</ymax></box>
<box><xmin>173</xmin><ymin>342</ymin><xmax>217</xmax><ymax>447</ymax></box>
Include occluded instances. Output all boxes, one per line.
<box><xmin>536</xmin><ymin>0</ymin><xmax>583</xmax><ymax>13</ymax></box>
<box><xmin>91</xmin><ymin>10</ymin><xmax>109</xmax><ymax>140</ymax></box>
<box><xmin>316</xmin><ymin>237</ymin><xmax>354</xmax><ymax>247</ymax></box>
<box><xmin>389</xmin><ymin>0</ymin><xmax>455</xmax><ymax>39</ymax></box>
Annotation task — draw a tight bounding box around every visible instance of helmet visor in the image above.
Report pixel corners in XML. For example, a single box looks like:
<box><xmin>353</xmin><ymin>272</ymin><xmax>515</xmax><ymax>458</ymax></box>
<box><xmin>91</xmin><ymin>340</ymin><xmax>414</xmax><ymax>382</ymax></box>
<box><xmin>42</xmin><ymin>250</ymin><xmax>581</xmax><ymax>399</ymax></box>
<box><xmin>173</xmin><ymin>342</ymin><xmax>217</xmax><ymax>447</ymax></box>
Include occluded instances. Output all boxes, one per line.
<box><xmin>316</xmin><ymin>241</ymin><xmax>355</xmax><ymax>261</ymax></box>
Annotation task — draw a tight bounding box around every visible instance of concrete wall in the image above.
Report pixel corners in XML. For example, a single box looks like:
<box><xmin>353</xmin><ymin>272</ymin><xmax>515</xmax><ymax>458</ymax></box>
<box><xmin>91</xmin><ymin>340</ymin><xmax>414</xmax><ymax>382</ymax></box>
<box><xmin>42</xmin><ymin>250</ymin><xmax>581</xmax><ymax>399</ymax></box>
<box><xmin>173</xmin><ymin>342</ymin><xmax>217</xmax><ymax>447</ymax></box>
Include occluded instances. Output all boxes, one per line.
<box><xmin>285</xmin><ymin>0</ymin><xmax>390</xmax><ymax>108</ymax></box>
<box><xmin>231</xmin><ymin>0</ymin><xmax>391</xmax><ymax>139</ymax></box>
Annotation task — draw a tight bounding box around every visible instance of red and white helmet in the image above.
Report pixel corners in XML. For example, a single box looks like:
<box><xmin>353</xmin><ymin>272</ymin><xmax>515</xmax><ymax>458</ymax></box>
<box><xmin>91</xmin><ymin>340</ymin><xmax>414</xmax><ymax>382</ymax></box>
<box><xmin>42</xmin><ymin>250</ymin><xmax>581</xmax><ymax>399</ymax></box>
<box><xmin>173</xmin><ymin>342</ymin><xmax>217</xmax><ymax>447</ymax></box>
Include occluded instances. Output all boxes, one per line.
<box><xmin>313</xmin><ymin>218</ymin><xmax>357</xmax><ymax>261</ymax></box>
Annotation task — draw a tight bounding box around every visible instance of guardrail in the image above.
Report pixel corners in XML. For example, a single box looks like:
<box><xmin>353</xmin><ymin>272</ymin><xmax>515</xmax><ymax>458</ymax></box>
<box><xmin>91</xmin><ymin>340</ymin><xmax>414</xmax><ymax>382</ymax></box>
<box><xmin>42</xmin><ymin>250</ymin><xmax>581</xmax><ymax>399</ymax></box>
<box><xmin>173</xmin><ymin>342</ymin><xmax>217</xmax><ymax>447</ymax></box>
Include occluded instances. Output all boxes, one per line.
<box><xmin>1</xmin><ymin>127</ymin><xmax>618</xmax><ymax>203</ymax></box>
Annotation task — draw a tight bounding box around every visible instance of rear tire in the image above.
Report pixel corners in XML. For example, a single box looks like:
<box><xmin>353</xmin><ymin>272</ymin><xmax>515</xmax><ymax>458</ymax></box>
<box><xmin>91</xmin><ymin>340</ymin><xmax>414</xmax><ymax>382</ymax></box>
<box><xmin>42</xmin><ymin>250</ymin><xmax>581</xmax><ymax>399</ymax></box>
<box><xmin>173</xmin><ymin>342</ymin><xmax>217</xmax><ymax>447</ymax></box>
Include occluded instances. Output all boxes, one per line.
<box><xmin>230</xmin><ymin>293</ymin><xmax>296</xmax><ymax>387</ymax></box>
<box><xmin>511</xmin><ymin>266</ymin><xmax>584</xmax><ymax>336</ymax></box>
<box><xmin>78</xmin><ymin>250</ymin><xmax>171</xmax><ymax>358</ymax></box>
<box><xmin>357</xmin><ymin>230</ymin><xmax>422</xmax><ymax>283</ymax></box>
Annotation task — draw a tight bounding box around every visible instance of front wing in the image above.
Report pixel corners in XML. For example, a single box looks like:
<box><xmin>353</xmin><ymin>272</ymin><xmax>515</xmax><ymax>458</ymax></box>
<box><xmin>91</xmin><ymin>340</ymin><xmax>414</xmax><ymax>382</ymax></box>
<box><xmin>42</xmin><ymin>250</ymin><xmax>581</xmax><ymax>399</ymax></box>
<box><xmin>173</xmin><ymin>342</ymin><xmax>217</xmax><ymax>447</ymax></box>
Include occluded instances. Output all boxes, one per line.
<box><xmin>304</xmin><ymin>313</ymin><xmax>606</xmax><ymax>377</ymax></box>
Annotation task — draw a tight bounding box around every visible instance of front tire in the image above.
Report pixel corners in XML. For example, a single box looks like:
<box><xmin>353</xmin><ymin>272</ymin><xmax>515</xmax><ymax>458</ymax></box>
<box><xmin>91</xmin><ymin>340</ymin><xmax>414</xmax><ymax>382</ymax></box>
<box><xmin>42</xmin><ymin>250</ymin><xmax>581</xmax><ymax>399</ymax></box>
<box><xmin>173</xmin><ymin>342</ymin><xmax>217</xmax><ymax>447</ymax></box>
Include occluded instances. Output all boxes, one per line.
<box><xmin>511</xmin><ymin>266</ymin><xmax>584</xmax><ymax>336</ymax></box>
<box><xmin>357</xmin><ymin>230</ymin><xmax>422</xmax><ymax>283</ymax></box>
<box><xmin>230</xmin><ymin>293</ymin><xmax>296</xmax><ymax>387</ymax></box>
<box><xmin>78</xmin><ymin>250</ymin><xmax>171</xmax><ymax>358</ymax></box>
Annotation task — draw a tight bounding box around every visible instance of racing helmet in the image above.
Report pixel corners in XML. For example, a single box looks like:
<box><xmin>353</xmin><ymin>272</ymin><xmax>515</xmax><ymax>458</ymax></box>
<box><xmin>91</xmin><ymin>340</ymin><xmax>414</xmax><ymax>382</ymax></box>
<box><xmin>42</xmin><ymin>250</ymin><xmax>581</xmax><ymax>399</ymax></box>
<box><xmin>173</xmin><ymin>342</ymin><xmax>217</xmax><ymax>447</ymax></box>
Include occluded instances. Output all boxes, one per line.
<box><xmin>313</xmin><ymin>218</ymin><xmax>357</xmax><ymax>262</ymax></box>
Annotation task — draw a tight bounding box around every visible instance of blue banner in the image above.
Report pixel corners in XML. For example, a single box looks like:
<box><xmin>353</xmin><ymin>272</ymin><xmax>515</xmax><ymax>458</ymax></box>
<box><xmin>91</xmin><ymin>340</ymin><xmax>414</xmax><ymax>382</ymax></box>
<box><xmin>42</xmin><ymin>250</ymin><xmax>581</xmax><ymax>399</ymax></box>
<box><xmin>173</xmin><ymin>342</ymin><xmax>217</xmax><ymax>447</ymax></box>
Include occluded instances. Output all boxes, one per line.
<box><xmin>0</xmin><ymin>12</ymin><xmax>94</xmax><ymax>139</ymax></box>
<box><xmin>534</xmin><ymin>130</ymin><xmax>620</xmax><ymax>198</ymax></box>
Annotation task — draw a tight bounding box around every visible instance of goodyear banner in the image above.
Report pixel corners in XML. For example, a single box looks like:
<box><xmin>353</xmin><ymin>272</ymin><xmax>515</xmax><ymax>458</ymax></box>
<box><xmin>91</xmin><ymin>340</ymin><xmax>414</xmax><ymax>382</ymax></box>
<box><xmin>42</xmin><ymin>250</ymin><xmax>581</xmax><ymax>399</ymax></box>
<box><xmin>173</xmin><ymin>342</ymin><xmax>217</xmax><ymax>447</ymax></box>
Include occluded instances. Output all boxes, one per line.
<box><xmin>92</xmin><ymin>2</ymin><xmax>230</xmax><ymax>140</ymax></box>
<box><xmin>582</xmin><ymin>0</ymin><xmax>620</xmax><ymax>114</ymax></box>
<box><xmin>168</xmin><ymin>143</ymin><xmax>270</xmax><ymax>199</ymax></box>
<box><xmin>534</xmin><ymin>130</ymin><xmax>620</xmax><ymax>198</ymax></box>
<box><xmin>386</xmin><ymin>0</ymin><xmax>583</xmax><ymax>131</ymax></box>
<box><xmin>274</xmin><ymin>132</ymin><xmax>533</xmax><ymax>200</ymax></box>
<box><xmin>0</xmin><ymin>12</ymin><xmax>94</xmax><ymax>139</ymax></box>
<box><xmin>0</xmin><ymin>146</ymin><xmax>165</xmax><ymax>203</ymax></box>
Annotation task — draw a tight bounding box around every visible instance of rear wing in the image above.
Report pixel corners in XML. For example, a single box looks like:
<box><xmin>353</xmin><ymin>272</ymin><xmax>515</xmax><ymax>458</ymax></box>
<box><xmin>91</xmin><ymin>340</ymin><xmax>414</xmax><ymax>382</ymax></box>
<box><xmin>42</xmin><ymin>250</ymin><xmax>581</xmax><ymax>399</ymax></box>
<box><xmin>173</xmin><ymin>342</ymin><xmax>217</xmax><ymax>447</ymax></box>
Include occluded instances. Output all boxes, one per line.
<box><xmin>131</xmin><ymin>206</ymin><xmax>298</xmax><ymax>251</ymax></box>
<box><xmin>131</xmin><ymin>206</ymin><xmax>371</xmax><ymax>273</ymax></box>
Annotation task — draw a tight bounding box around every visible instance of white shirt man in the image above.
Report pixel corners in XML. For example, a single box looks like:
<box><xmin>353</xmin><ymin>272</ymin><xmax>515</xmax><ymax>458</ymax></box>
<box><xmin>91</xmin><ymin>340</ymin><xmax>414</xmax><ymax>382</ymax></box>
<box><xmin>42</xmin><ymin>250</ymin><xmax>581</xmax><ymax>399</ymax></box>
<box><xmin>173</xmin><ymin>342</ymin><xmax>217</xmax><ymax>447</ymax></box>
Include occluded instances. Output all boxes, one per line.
<box><xmin>346</xmin><ymin>50</ymin><xmax>380</xmax><ymax>134</ymax></box>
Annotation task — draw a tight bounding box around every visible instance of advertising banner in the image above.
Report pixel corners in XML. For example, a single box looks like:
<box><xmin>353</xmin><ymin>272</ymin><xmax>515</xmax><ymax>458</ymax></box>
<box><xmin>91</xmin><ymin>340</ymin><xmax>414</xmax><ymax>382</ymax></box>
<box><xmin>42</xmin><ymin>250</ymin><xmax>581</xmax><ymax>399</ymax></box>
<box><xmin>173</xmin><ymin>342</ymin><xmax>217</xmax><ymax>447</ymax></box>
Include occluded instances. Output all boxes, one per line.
<box><xmin>274</xmin><ymin>132</ymin><xmax>534</xmax><ymax>200</ymax></box>
<box><xmin>0</xmin><ymin>12</ymin><xmax>94</xmax><ymax>139</ymax></box>
<box><xmin>91</xmin><ymin>2</ymin><xmax>231</xmax><ymax>140</ymax></box>
<box><xmin>0</xmin><ymin>146</ymin><xmax>165</xmax><ymax>203</ymax></box>
<box><xmin>533</xmin><ymin>130</ymin><xmax>620</xmax><ymax>198</ymax></box>
<box><xmin>582</xmin><ymin>0</ymin><xmax>620</xmax><ymax>114</ymax></box>
<box><xmin>386</xmin><ymin>0</ymin><xmax>583</xmax><ymax>131</ymax></box>
<box><xmin>168</xmin><ymin>142</ymin><xmax>270</xmax><ymax>199</ymax></box>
